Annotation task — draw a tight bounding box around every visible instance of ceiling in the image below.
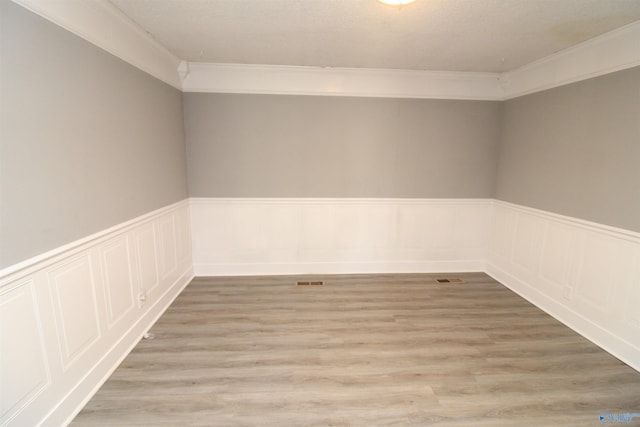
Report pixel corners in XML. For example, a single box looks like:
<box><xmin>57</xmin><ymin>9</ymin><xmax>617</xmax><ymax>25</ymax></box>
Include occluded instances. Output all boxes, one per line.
<box><xmin>109</xmin><ymin>0</ymin><xmax>640</xmax><ymax>73</ymax></box>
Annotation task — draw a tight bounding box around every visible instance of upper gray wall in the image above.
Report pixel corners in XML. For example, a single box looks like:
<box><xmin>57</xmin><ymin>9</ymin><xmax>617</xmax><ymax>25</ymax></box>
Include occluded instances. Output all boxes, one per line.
<box><xmin>185</xmin><ymin>94</ymin><xmax>501</xmax><ymax>198</ymax></box>
<box><xmin>495</xmin><ymin>66</ymin><xmax>640</xmax><ymax>232</ymax></box>
<box><xmin>0</xmin><ymin>2</ymin><xmax>189</xmax><ymax>268</ymax></box>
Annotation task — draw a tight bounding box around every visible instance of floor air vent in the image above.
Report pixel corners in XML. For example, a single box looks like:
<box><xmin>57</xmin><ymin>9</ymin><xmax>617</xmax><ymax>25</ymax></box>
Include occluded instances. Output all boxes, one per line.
<box><xmin>297</xmin><ymin>281</ymin><xmax>324</xmax><ymax>286</ymax></box>
<box><xmin>435</xmin><ymin>278</ymin><xmax>464</xmax><ymax>284</ymax></box>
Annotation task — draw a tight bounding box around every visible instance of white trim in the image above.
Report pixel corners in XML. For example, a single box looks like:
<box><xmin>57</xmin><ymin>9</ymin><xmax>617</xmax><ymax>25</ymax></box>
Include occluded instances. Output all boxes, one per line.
<box><xmin>2</xmin><ymin>197</ymin><xmax>639</xmax><ymax>426</ymax></box>
<box><xmin>486</xmin><ymin>263</ymin><xmax>639</xmax><ymax>373</ymax></box>
<box><xmin>502</xmin><ymin>20</ymin><xmax>640</xmax><ymax>99</ymax></box>
<box><xmin>181</xmin><ymin>21</ymin><xmax>640</xmax><ymax>99</ymax></box>
<box><xmin>178</xmin><ymin>60</ymin><xmax>190</xmax><ymax>81</ymax></box>
<box><xmin>189</xmin><ymin>197</ymin><xmax>494</xmax><ymax>206</ymax></box>
<box><xmin>488</xmin><ymin>201</ymin><xmax>640</xmax><ymax>373</ymax></box>
<box><xmin>190</xmin><ymin>197</ymin><xmax>493</xmax><ymax>277</ymax></box>
<box><xmin>55</xmin><ymin>267</ymin><xmax>193</xmax><ymax>427</ymax></box>
<box><xmin>0</xmin><ymin>200</ymin><xmax>188</xmax><ymax>283</ymax></box>
<box><xmin>194</xmin><ymin>261</ymin><xmax>485</xmax><ymax>276</ymax></box>
<box><xmin>10</xmin><ymin>0</ymin><xmax>182</xmax><ymax>89</ymax></box>
<box><xmin>182</xmin><ymin>63</ymin><xmax>504</xmax><ymax>100</ymax></box>
<box><xmin>10</xmin><ymin>1</ymin><xmax>640</xmax><ymax>98</ymax></box>
<box><xmin>0</xmin><ymin>200</ymin><xmax>194</xmax><ymax>426</ymax></box>
<box><xmin>494</xmin><ymin>200</ymin><xmax>640</xmax><ymax>243</ymax></box>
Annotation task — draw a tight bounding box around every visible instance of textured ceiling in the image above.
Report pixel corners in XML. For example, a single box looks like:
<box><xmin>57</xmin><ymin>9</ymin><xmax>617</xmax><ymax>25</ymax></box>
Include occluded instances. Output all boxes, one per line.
<box><xmin>109</xmin><ymin>0</ymin><xmax>640</xmax><ymax>72</ymax></box>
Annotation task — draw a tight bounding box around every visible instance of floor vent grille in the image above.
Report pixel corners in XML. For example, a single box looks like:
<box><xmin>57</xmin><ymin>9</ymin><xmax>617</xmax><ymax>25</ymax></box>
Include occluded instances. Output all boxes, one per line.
<box><xmin>435</xmin><ymin>278</ymin><xmax>464</xmax><ymax>284</ymax></box>
<box><xmin>297</xmin><ymin>281</ymin><xmax>324</xmax><ymax>286</ymax></box>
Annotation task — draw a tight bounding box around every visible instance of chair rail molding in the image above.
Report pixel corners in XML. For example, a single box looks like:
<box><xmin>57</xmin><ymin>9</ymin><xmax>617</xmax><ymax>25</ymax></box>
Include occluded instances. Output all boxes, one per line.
<box><xmin>0</xmin><ymin>200</ymin><xmax>194</xmax><ymax>426</ymax></box>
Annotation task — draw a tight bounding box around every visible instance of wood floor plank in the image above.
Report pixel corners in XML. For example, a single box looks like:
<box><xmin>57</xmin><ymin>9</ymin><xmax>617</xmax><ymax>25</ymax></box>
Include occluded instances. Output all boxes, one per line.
<box><xmin>71</xmin><ymin>273</ymin><xmax>640</xmax><ymax>426</ymax></box>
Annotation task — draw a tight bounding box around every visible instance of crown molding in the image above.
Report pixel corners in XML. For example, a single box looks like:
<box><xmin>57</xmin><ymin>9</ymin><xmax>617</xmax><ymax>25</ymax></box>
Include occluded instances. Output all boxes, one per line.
<box><xmin>10</xmin><ymin>1</ymin><xmax>640</xmax><ymax>99</ymax></box>
<box><xmin>502</xmin><ymin>20</ymin><xmax>640</xmax><ymax>99</ymax></box>
<box><xmin>181</xmin><ymin>63</ymin><xmax>503</xmax><ymax>100</ymax></box>
<box><xmin>184</xmin><ymin>17</ymin><xmax>640</xmax><ymax>100</ymax></box>
<box><xmin>183</xmin><ymin>21</ymin><xmax>640</xmax><ymax>99</ymax></box>
<box><xmin>11</xmin><ymin>0</ymin><xmax>183</xmax><ymax>89</ymax></box>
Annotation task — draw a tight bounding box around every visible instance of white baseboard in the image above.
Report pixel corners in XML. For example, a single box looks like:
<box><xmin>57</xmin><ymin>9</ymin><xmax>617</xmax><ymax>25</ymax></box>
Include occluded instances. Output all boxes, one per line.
<box><xmin>194</xmin><ymin>260</ymin><xmax>485</xmax><ymax>276</ymax></box>
<box><xmin>488</xmin><ymin>201</ymin><xmax>640</xmax><ymax>372</ymax></box>
<box><xmin>0</xmin><ymin>200</ymin><xmax>193</xmax><ymax>427</ymax></box>
<box><xmin>486</xmin><ymin>263</ymin><xmax>639</xmax><ymax>372</ymax></box>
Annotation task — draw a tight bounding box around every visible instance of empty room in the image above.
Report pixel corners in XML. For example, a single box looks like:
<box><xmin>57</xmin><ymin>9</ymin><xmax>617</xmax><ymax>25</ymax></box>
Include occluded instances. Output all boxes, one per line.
<box><xmin>1</xmin><ymin>0</ymin><xmax>640</xmax><ymax>425</ymax></box>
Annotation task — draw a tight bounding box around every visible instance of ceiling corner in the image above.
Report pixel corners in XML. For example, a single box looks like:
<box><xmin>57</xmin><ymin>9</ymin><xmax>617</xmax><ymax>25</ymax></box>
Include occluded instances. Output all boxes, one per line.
<box><xmin>11</xmin><ymin>0</ymin><xmax>640</xmax><ymax>99</ymax></box>
<box><xmin>11</xmin><ymin>0</ymin><xmax>183</xmax><ymax>89</ymax></box>
<box><xmin>502</xmin><ymin>20</ymin><xmax>640</xmax><ymax>99</ymax></box>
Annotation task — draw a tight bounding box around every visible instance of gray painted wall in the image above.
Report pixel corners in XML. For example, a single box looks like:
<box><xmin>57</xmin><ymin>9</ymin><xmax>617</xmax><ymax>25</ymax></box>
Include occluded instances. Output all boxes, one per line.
<box><xmin>0</xmin><ymin>2</ymin><xmax>189</xmax><ymax>268</ymax></box>
<box><xmin>185</xmin><ymin>94</ymin><xmax>501</xmax><ymax>198</ymax></box>
<box><xmin>495</xmin><ymin>67</ymin><xmax>640</xmax><ymax>232</ymax></box>
<box><xmin>3</xmin><ymin>1</ymin><xmax>638</xmax><ymax>269</ymax></box>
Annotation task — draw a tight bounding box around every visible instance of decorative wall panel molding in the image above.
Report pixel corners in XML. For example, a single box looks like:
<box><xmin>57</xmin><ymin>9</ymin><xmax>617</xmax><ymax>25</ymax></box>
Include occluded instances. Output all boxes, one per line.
<box><xmin>158</xmin><ymin>215</ymin><xmax>178</xmax><ymax>281</ymax></box>
<box><xmin>2</xmin><ymin>196</ymin><xmax>639</xmax><ymax>425</ymax></box>
<box><xmin>47</xmin><ymin>254</ymin><xmax>102</xmax><ymax>370</ymax></box>
<box><xmin>0</xmin><ymin>280</ymin><xmax>50</xmax><ymax>426</ymax></box>
<box><xmin>487</xmin><ymin>200</ymin><xmax>640</xmax><ymax>372</ymax></box>
<box><xmin>133</xmin><ymin>223</ymin><xmax>160</xmax><ymax>304</ymax></box>
<box><xmin>0</xmin><ymin>200</ymin><xmax>193</xmax><ymax>427</ymax></box>
<box><xmin>190</xmin><ymin>198</ymin><xmax>492</xmax><ymax>276</ymax></box>
<box><xmin>99</xmin><ymin>236</ymin><xmax>136</xmax><ymax>330</ymax></box>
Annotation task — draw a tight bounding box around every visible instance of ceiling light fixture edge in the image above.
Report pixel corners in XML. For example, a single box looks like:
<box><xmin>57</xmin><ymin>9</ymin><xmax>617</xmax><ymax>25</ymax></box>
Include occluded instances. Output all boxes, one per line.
<box><xmin>377</xmin><ymin>0</ymin><xmax>418</xmax><ymax>7</ymax></box>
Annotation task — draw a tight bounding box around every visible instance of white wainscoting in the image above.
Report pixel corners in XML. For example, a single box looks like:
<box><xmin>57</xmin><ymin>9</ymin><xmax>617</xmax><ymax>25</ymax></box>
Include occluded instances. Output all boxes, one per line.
<box><xmin>0</xmin><ymin>200</ymin><xmax>193</xmax><ymax>427</ymax></box>
<box><xmin>4</xmin><ymin>196</ymin><xmax>637</xmax><ymax>427</ymax></box>
<box><xmin>487</xmin><ymin>200</ymin><xmax>640</xmax><ymax>372</ymax></box>
<box><xmin>190</xmin><ymin>198</ymin><xmax>492</xmax><ymax>276</ymax></box>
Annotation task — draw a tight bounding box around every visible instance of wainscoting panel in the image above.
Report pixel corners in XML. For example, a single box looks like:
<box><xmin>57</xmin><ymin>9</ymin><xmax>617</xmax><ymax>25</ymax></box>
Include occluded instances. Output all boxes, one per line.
<box><xmin>0</xmin><ymin>200</ymin><xmax>193</xmax><ymax>427</ymax></box>
<box><xmin>191</xmin><ymin>198</ymin><xmax>492</xmax><ymax>276</ymax></box>
<box><xmin>3</xmin><ymin>197</ymin><xmax>638</xmax><ymax>426</ymax></box>
<box><xmin>487</xmin><ymin>200</ymin><xmax>640</xmax><ymax>372</ymax></box>
<box><xmin>0</xmin><ymin>280</ymin><xmax>50</xmax><ymax>426</ymax></box>
<box><xmin>158</xmin><ymin>215</ymin><xmax>178</xmax><ymax>281</ymax></box>
<box><xmin>47</xmin><ymin>254</ymin><xmax>102</xmax><ymax>370</ymax></box>
<box><xmin>175</xmin><ymin>206</ymin><xmax>193</xmax><ymax>267</ymax></box>
<box><xmin>99</xmin><ymin>236</ymin><xmax>137</xmax><ymax>330</ymax></box>
<box><xmin>133</xmin><ymin>223</ymin><xmax>160</xmax><ymax>304</ymax></box>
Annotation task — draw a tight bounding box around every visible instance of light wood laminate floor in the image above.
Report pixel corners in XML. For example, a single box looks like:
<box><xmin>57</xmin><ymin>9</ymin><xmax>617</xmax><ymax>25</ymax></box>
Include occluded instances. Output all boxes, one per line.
<box><xmin>72</xmin><ymin>273</ymin><xmax>640</xmax><ymax>426</ymax></box>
